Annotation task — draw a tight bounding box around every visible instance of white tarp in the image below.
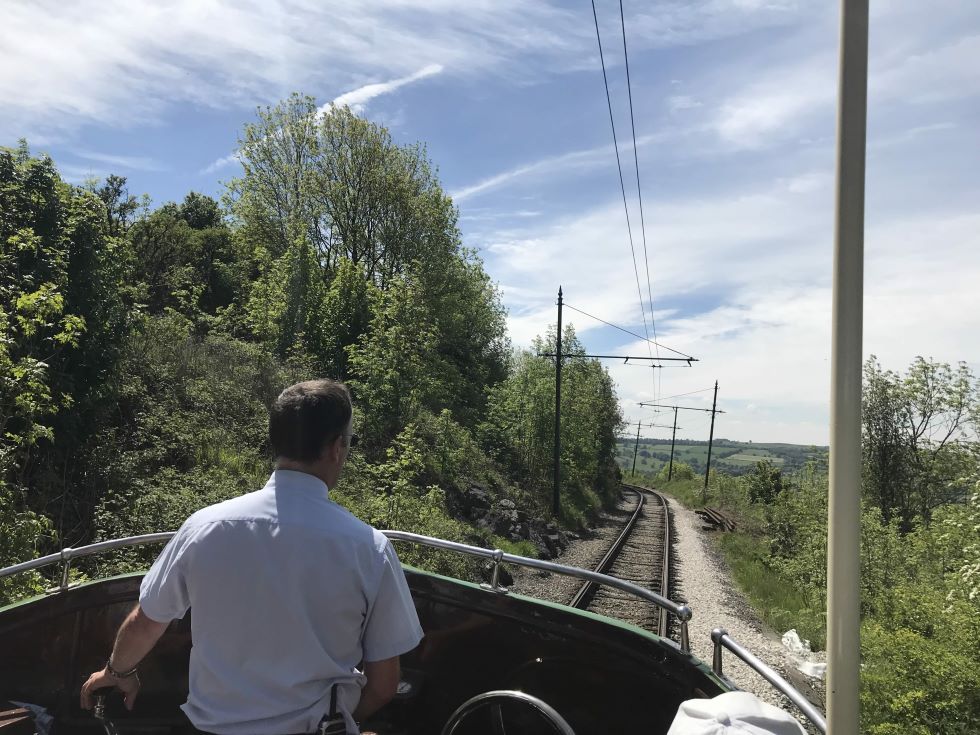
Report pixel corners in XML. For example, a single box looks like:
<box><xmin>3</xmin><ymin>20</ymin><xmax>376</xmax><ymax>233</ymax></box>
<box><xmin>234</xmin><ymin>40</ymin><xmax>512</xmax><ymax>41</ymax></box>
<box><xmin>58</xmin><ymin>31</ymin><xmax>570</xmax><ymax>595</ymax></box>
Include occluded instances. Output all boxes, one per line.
<box><xmin>667</xmin><ymin>691</ymin><xmax>806</xmax><ymax>735</ymax></box>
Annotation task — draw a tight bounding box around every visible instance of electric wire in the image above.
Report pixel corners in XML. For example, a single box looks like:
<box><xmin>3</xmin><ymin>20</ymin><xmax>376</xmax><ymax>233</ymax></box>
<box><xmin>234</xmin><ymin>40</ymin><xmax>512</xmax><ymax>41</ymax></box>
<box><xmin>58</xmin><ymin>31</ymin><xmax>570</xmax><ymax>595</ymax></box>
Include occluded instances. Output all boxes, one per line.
<box><xmin>656</xmin><ymin>387</ymin><xmax>715</xmax><ymax>403</ymax></box>
<box><xmin>618</xmin><ymin>0</ymin><xmax>662</xmax><ymax>403</ymax></box>
<box><xmin>589</xmin><ymin>0</ymin><xmax>656</xmax><ymax>381</ymax></box>
<box><xmin>563</xmin><ymin>302</ymin><xmax>693</xmax><ymax>359</ymax></box>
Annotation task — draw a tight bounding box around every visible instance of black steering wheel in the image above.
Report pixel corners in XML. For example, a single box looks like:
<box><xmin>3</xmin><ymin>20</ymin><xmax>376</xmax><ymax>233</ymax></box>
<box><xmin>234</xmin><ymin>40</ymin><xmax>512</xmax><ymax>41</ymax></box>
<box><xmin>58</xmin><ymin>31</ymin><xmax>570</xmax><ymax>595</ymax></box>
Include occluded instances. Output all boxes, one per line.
<box><xmin>440</xmin><ymin>690</ymin><xmax>576</xmax><ymax>735</ymax></box>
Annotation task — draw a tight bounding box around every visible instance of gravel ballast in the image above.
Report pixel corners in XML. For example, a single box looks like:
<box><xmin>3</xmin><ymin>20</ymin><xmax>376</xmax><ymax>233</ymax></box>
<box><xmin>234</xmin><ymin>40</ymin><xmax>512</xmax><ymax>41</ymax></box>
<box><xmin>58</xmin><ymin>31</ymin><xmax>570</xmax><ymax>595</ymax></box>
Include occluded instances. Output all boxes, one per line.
<box><xmin>508</xmin><ymin>491</ymin><xmax>818</xmax><ymax>730</ymax></box>
<box><xmin>668</xmin><ymin>498</ymin><xmax>802</xmax><ymax>710</ymax></box>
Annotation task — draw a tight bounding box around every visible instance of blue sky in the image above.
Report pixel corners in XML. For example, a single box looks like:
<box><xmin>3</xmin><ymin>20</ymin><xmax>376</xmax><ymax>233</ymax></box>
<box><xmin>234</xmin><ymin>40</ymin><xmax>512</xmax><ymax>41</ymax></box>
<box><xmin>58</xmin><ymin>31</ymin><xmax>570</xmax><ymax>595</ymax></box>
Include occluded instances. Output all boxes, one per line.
<box><xmin>3</xmin><ymin>0</ymin><xmax>978</xmax><ymax>445</ymax></box>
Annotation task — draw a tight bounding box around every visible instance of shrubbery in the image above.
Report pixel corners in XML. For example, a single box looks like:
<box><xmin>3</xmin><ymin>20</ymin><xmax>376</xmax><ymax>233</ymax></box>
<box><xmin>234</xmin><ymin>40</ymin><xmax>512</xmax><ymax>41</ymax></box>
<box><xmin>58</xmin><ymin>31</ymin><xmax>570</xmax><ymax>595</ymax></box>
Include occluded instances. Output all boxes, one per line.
<box><xmin>2</xmin><ymin>128</ymin><xmax>623</xmax><ymax>596</ymax></box>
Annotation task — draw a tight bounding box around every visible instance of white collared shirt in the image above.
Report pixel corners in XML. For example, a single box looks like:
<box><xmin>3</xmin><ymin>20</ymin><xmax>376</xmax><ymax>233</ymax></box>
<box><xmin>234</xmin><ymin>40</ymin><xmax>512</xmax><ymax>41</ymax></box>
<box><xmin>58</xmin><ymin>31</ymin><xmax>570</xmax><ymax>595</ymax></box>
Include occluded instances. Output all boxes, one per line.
<box><xmin>139</xmin><ymin>470</ymin><xmax>423</xmax><ymax>735</ymax></box>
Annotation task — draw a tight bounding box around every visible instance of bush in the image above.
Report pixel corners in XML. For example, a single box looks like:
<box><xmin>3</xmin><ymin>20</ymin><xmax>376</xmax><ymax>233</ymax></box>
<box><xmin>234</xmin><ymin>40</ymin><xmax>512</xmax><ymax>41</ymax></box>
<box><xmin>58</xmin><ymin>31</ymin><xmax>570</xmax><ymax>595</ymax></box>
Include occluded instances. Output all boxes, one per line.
<box><xmin>862</xmin><ymin>622</ymin><xmax>980</xmax><ymax>735</ymax></box>
<box><xmin>656</xmin><ymin>461</ymin><xmax>694</xmax><ymax>483</ymax></box>
<box><xmin>0</xmin><ymin>483</ymin><xmax>56</xmax><ymax>605</ymax></box>
<box><xmin>332</xmin><ymin>423</ymin><xmax>476</xmax><ymax>579</ymax></box>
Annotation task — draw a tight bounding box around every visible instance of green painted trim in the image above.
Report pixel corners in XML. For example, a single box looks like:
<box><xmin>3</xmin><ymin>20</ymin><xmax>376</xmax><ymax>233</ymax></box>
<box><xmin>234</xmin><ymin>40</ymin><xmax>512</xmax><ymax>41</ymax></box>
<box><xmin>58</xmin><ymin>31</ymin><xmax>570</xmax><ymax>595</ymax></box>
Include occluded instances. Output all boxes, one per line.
<box><xmin>0</xmin><ymin>571</ymin><xmax>145</xmax><ymax>613</ymax></box>
<box><xmin>401</xmin><ymin>563</ymin><xmax>729</xmax><ymax>689</ymax></box>
<box><xmin>1</xmin><ymin>561</ymin><xmax>728</xmax><ymax>691</ymax></box>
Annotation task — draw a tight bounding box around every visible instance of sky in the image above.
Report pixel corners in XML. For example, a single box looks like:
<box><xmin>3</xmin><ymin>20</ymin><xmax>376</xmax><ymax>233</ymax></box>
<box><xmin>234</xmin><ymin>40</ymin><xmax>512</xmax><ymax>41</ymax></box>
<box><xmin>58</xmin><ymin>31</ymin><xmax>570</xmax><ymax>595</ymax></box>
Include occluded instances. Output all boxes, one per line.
<box><xmin>3</xmin><ymin>0</ymin><xmax>978</xmax><ymax>446</ymax></box>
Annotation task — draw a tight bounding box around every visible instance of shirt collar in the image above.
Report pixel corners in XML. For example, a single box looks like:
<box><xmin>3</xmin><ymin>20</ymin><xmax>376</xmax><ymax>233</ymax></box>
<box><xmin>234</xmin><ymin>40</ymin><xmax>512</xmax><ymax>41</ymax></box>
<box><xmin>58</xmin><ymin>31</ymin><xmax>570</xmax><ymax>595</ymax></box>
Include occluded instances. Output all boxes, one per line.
<box><xmin>270</xmin><ymin>469</ymin><xmax>330</xmax><ymax>498</ymax></box>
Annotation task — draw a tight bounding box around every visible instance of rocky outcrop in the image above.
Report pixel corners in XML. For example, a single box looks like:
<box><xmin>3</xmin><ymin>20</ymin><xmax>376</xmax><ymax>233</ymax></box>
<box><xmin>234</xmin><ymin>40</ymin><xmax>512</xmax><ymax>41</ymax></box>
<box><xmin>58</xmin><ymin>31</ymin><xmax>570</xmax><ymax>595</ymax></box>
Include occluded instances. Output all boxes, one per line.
<box><xmin>453</xmin><ymin>484</ymin><xmax>568</xmax><ymax>559</ymax></box>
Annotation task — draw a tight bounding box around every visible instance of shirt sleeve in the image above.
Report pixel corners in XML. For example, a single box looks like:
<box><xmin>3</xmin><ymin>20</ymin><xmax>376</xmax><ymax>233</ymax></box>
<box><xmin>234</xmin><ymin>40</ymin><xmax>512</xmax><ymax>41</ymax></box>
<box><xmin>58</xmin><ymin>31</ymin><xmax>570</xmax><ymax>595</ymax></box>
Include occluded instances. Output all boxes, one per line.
<box><xmin>361</xmin><ymin>541</ymin><xmax>424</xmax><ymax>662</ymax></box>
<box><xmin>139</xmin><ymin>523</ymin><xmax>192</xmax><ymax>623</ymax></box>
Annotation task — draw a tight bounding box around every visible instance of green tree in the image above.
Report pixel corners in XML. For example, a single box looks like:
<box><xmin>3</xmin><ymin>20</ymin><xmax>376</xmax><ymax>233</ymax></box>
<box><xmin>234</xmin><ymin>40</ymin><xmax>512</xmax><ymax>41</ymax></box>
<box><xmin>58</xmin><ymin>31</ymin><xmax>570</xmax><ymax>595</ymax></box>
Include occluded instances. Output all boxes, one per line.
<box><xmin>747</xmin><ymin>459</ymin><xmax>784</xmax><ymax>504</ymax></box>
<box><xmin>481</xmin><ymin>324</ymin><xmax>623</xmax><ymax>525</ymax></box>
<box><xmin>90</xmin><ymin>174</ymin><xmax>141</xmax><ymax>237</ymax></box>
<box><xmin>227</xmin><ymin>94</ymin><xmax>320</xmax><ymax>258</ymax></box>
<box><xmin>0</xmin><ymin>145</ymin><xmax>128</xmax><ymax>546</ymax></box>
<box><xmin>346</xmin><ymin>274</ymin><xmax>442</xmax><ymax>447</ymax></box>
<box><xmin>229</xmin><ymin>98</ymin><xmax>459</xmax><ymax>282</ymax></box>
<box><xmin>128</xmin><ymin>206</ymin><xmax>199</xmax><ymax>315</ymax></box>
<box><xmin>863</xmin><ymin>356</ymin><xmax>978</xmax><ymax>528</ymax></box>
<box><xmin>91</xmin><ymin>314</ymin><xmax>290</xmax><ymax>545</ymax></box>
<box><xmin>321</xmin><ymin>257</ymin><xmax>377</xmax><ymax>379</ymax></box>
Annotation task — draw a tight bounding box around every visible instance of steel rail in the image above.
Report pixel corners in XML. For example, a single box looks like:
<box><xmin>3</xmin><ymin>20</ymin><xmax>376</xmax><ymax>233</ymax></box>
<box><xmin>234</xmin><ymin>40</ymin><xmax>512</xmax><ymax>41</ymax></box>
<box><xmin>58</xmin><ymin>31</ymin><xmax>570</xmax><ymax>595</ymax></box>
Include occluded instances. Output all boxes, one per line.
<box><xmin>623</xmin><ymin>483</ymin><xmax>672</xmax><ymax>638</ymax></box>
<box><xmin>568</xmin><ymin>487</ymin><xmax>645</xmax><ymax>610</ymax></box>
<box><xmin>654</xmin><ymin>489</ymin><xmax>671</xmax><ymax>637</ymax></box>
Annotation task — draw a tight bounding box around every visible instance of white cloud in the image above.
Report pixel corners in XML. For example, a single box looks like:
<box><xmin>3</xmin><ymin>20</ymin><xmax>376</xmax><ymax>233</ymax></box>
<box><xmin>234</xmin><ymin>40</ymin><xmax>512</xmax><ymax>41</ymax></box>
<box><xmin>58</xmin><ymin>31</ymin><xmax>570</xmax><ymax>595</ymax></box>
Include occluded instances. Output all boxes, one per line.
<box><xmin>71</xmin><ymin>150</ymin><xmax>165</xmax><ymax>171</ymax></box>
<box><xmin>0</xmin><ymin>0</ymin><xmax>831</xmax><ymax>142</ymax></box>
<box><xmin>199</xmin><ymin>152</ymin><xmax>240</xmax><ymax>176</ymax></box>
<box><xmin>872</xmin><ymin>34</ymin><xmax>980</xmax><ymax>105</ymax></box>
<box><xmin>489</xmin><ymin>175</ymin><xmax>829</xmax><ymax>348</ymax></box>
<box><xmin>780</xmin><ymin>171</ymin><xmax>830</xmax><ymax>194</ymax></box>
<box><xmin>478</xmin><ymin>135</ymin><xmax>979</xmax><ymax>444</ymax></box>
<box><xmin>712</xmin><ymin>55</ymin><xmax>836</xmax><ymax>149</ymax></box>
<box><xmin>605</xmin><ymin>205</ymin><xmax>980</xmax><ymax>445</ymax></box>
<box><xmin>667</xmin><ymin>95</ymin><xmax>703</xmax><ymax>114</ymax></box>
<box><xmin>0</xmin><ymin>0</ymin><xmax>582</xmax><ymax>141</ymax></box>
<box><xmin>452</xmin><ymin>130</ymin><xmax>681</xmax><ymax>202</ymax></box>
<box><xmin>628</xmin><ymin>0</ymin><xmax>807</xmax><ymax>49</ymax></box>
<box><xmin>326</xmin><ymin>64</ymin><xmax>444</xmax><ymax>115</ymax></box>
<box><xmin>705</xmin><ymin>11</ymin><xmax>980</xmax><ymax>152</ymax></box>
<box><xmin>452</xmin><ymin>147</ymin><xmax>606</xmax><ymax>202</ymax></box>
<box><xmin>59</xmin><ymin>163</ymin><xmax>109</xmax><ymax>184</ymax></box>
<box><xmin>197</xmin><ymin>64</ymin><xmax>443</xmax><ymax>176</ymax></box>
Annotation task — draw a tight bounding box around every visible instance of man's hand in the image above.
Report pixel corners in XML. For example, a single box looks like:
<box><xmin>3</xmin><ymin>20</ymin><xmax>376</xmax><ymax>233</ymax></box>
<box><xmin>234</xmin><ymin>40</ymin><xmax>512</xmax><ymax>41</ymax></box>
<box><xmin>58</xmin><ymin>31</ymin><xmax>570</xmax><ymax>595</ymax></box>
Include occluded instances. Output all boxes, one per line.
<box><xmin>79</xmin><ymin>603</ymin><xmax>169</xmax><ymax>713</ymax></box>
<box><xmin>80</xmin><ymin>667</ymin><xmax>141</xmax><ymax>711</ymax></box>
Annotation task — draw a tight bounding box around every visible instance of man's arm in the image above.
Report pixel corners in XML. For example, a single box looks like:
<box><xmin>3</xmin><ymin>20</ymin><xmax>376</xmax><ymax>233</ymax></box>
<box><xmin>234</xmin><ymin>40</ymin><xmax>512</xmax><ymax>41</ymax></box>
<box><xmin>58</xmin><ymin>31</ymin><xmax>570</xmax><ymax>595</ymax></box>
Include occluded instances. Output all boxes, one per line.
<box><xmin>352</xmin><ymin>656</ymin><xmax>400</xmax><ymax>723</ymax></box>
<box><xmin>80</xmin><ymin>603</ymin><xmax>170</xmax><ymax>711</ymax></box>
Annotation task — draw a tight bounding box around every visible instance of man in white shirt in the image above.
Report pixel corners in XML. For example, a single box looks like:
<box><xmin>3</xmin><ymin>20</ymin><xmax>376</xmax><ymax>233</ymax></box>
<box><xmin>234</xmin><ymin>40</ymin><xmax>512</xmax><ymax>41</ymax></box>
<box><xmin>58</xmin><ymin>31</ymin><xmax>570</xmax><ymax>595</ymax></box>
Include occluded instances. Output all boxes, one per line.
<box><xmin>81</xmin><ymin>379</ymin><xmax>424</xmax><ymax>735</ymax></box>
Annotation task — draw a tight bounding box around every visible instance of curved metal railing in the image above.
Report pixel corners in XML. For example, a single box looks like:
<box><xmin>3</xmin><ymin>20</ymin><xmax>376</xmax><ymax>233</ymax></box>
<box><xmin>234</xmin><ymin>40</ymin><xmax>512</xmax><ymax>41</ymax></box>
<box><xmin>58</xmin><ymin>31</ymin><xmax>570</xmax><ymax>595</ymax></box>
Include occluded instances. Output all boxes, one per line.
<box><xmin>382</xmin><ymin>530</ymin><xmax>692</xmax><ymax>652</ymax></box>
<box><xmin>0</xmin><ymin>532</ymin><xmax>826</xmax><ymax>733</ymax></box>
<box><xmin>0</xmin><ymin>530</ymin><xmax>693</xmax><ymax>649</ymax></box>
<box><xmin>712</xmin><ymin>628</ymin><xmax>826</xmax><ymax>733</ymax></box>
<box><xmin>0</xmin><ymin>533</ymin><xmax>176</xmax><ymax>592</ymax></box>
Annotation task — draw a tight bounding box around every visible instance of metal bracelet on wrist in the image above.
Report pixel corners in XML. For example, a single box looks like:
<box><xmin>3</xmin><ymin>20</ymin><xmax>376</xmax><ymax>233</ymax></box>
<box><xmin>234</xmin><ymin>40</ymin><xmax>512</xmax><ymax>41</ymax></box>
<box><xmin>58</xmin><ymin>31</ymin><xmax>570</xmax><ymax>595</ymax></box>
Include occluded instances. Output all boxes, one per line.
<box><xmin>106</xmin><ymin>658</ymin><xmax>139</xmax><ymax>679</ymax></box>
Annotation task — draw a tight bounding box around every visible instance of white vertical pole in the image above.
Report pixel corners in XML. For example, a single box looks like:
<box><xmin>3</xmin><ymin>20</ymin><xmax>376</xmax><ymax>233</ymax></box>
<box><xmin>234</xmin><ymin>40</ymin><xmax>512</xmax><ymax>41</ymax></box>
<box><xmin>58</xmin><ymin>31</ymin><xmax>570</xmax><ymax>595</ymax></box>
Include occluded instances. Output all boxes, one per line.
<box><xmin>828</xmin><ymin>0</ymin><xmax>869</xmax><ymax>733</ymax></box>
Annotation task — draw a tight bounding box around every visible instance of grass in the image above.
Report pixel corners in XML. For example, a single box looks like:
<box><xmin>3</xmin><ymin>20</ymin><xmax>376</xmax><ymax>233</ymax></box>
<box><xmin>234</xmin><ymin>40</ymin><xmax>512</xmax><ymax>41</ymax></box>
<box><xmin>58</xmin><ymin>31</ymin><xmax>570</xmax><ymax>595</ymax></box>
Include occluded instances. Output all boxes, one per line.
<box><xmin>725</xmin><ymin>453</ymin><xmax>785</xmax><ymax>465</ymax></box>
<box><xmin>650</xmin><ymin>474</ymin><xmax>827</xmax><ymax>651</ymax></box>
<box><xmin>616</xmin><ymin>438</ymin><xmax>827</xmax><ymax>476</ymax></box>
<box><xmin>491</xmin><ymin>536</ymin><xmax>540</xmax><ymax>559</ymax></box>
<box><xmin>716</xmin><ymin>532</ymin><xmax>826</xmax><ymax>650</ymax></box>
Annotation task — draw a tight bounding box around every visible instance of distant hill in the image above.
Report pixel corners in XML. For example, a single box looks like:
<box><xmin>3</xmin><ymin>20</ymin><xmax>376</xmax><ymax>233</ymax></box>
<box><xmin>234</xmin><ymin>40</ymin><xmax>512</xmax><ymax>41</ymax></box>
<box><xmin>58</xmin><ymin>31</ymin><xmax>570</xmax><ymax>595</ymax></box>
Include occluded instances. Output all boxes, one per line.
<box><xmin>616</xmin><ymin>437</ymin><xmax>828</xmax><ymax>477</ymax></box>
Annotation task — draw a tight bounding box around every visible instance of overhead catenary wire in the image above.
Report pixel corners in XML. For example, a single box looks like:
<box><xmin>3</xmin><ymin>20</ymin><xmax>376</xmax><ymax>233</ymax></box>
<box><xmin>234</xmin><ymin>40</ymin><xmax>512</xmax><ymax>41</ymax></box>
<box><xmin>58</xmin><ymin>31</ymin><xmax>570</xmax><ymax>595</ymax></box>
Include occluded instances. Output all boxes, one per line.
<box><xmin>618</xmin><ymin>0</ymin><xmax>661</xmax><ymax>403</ymax></box>
<box><xmin>589</xmin><ymin>0</ymin><xmax>657</xmax><ymax>389</ymax></box>
<box><xmin>563</xmin><ymin>302</ymin><xmax>693</xmax><ymax>359</ymax></box>
<box><xmin>655</xmin><ymin>387</ymin><xmax>715</xmax><ymax>403</ymax></box>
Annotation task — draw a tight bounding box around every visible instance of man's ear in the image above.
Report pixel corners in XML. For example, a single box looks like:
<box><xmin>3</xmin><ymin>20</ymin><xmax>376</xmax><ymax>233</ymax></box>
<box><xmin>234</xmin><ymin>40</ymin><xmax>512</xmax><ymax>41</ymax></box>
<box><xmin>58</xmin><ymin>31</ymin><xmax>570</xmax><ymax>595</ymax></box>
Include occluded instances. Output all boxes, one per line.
<box><xmin>329</xmin><ymin>434</ymin><xmax>345</xmax><ymax>464</ymax></box>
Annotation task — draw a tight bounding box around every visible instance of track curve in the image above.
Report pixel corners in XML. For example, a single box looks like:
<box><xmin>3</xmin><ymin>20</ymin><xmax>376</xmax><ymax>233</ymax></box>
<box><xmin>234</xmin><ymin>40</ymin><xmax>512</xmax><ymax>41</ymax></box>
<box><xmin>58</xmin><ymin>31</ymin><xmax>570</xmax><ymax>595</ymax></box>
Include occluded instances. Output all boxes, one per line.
<box><xmin>570</xmin><ymin>484</ymin><xmax>672</xmax><ymax>638</ymax></box>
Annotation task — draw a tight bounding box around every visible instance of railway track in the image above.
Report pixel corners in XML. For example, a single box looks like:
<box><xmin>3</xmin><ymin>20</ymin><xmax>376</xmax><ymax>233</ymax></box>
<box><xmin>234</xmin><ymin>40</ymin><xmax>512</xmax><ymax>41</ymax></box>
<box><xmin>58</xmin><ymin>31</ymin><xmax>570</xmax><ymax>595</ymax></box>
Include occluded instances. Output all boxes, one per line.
<box><xmin>569</xmin><ymin>483</ymin><xmax>672</xmax><ymax>638</ymax></box>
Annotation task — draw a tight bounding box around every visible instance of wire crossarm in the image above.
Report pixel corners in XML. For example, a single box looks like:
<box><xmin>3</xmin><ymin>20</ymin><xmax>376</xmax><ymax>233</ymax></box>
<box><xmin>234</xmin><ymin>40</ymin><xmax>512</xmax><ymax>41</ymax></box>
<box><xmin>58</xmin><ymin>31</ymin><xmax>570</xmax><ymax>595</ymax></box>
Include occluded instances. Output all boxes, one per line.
<box><xmin>640</xmin><ymin>402</ymin><xmax>725</xmax><ymax>414</ymax></box>
<box><xmin>540</xmin><ymin>353</ymin><xmax>696</xmax><ymax>365</ymax></box>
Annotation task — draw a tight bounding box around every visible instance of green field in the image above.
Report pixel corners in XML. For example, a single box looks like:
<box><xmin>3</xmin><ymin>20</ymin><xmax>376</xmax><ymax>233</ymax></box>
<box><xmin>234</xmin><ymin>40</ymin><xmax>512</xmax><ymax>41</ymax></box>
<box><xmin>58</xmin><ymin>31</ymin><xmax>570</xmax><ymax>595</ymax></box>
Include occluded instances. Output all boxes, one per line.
<box><xmin>615</xmin><ymin>438</ymin><xmax>826</xmax><ymax>477</ymax></box>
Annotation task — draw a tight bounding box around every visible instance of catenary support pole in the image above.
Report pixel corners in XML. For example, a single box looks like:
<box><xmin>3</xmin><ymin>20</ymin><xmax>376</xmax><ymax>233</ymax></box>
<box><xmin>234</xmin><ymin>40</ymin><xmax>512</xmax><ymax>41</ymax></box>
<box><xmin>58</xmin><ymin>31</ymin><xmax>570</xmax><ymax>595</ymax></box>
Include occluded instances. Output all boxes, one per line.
<box><xmin>827</xmin><ymin>0</ymin><xmax>868</xmax><ymax>732</ymax></box>
<box><xmin>631</xmin><ymin>420</ymin><xmax>642</xmax><ymax>475</ymax></box>
<box><xmin>553</xmin><ymin>287</ymin><xmax>563</xmax><ymax>518</ymax></box>
<box><xmin>668</xmin><ymin>407</ymin><xmax>678</xmax><ymax>481</ymax></box>
<box><xmin>702</xmin><ymin>380</ymin><xmax>719</xmax><ymax>503</ymax></box>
